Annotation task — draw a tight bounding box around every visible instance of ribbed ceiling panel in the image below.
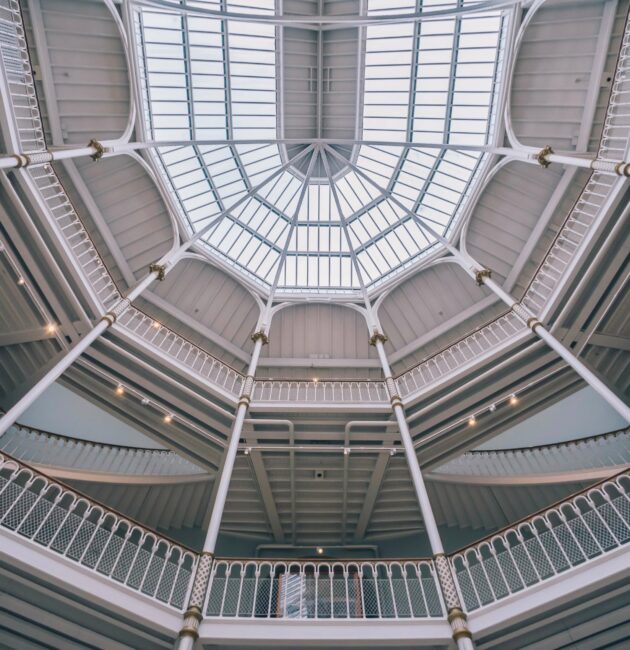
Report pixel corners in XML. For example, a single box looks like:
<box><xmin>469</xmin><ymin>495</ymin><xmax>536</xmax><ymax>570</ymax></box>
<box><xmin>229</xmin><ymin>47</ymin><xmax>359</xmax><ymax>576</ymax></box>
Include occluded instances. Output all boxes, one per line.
<box><xmin>74</xmin><ymin>155</ymin><xmax>174</xmax><ymax>279</ymax></box>
<box><xmin>511</xmin><ymin>0</ymin><xmax>611</xmax><ymax>150</ymax></box>
<box><xmin>29</xmin><ymin>0</ymin><xmax>130</xmax><ymax>144</ymax></box>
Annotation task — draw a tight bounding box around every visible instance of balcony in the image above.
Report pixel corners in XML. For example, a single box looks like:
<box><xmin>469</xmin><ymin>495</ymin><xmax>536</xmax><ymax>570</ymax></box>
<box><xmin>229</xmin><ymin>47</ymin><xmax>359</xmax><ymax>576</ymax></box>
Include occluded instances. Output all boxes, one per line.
<box><xmin>0</xmin><ymin>450</ymin><xmax>628</xmax><ymax>646</ymax></box>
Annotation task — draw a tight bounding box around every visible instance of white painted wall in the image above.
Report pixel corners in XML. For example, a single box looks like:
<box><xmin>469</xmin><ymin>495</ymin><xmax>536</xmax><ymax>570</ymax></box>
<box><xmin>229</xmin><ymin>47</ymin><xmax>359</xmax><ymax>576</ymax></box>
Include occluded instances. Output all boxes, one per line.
<box><xmin>478</xmin><ymin>387</ymin><xmax>626</xmax><ymax>450</ymax></box>
<box><xmin>20</xmin><ymin>382</ymin><xmax>161</xmax><ymax>448</ymax></box>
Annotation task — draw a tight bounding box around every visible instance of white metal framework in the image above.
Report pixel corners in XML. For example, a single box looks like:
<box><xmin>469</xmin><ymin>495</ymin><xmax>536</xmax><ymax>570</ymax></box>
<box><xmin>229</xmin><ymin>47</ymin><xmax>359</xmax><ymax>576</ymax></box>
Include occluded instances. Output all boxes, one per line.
<box><xmin>131</xmin><ymin>0</ymin><xmax>507</xmax><ymax>294</ymax></box>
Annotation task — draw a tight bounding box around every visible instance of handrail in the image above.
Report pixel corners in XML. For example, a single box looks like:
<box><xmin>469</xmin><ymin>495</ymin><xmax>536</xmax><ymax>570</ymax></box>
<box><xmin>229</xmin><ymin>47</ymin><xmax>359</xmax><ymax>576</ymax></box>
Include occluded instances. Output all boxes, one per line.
<box><xmin>1</xmin><ymin>416</ymin><xmax>168</xmax><ymax>452</ymax></box>
<box><xmin>463</xmin><ymin>426</ymin><xmax>630</xmax><ymax>456</ymax></box>
<box><xmin>0</xmin><ymin>448</ymin><xmax>627</xmax><ymax>619</ymax></box>
<box><xmin>0</xmin><ymin>451</ymin><xmax>197</xmax><ymax>553</ymax></box>
<box><xmin>0</xmin><ymin>451</ymin><xmax>197</xmax><ymax>610</ymax></box>
<box><xmin>450</xmin><ymin>468</ymin><xmax>630</xmax><ymax>556</ymax></box>
<box><xmin>204</xmin><ymin>557</ymin><xmax>444</xmax><ymax>620</ymax></box>
<box><xmin>449</xmin><ymin>470</ymin><xmax>630</xmax><ymax>611</ymax></box>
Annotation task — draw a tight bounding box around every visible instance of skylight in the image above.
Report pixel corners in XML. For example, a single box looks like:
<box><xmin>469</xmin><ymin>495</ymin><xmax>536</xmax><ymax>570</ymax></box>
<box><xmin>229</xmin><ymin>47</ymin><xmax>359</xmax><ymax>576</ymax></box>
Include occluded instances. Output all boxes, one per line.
<box><xmin>132</xmin><ymin>0</ymin><xmax>507</xmax><ymax>294</ymax></box>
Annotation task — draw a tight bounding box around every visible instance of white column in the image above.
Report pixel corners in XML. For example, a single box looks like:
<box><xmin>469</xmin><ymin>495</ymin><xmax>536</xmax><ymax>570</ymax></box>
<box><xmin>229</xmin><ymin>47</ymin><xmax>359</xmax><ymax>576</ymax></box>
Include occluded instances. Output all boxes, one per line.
<box><xmin>372</xmin><ymin>337</ymin><xmax>444</xmax><ymax>554</ymax></box>
<box><xmin>174</xmin><ymin>330</ymin><xmax>267</xmax><ymax>650</ymax></box>
<box><xmin>372</xmin><ymin>334</ymin><xmax>474</xmax><ymax>650</ymax></box>
<box><xmin>0</xmin><ymin>270</ymin><xmax>156</xmax><ymax>436</ymax></box>
<box><xmin>0</xmin><ymin>318</ymin><xmax>107</xmax><ymax>434</ymax></box>
<box><xmin>482</xmin><ymin>276</ymin><xmax>630</xmax><ymax>422</ymax></box>
<box><xmin>203</xmin><ymin>333</ymin><xmax>264</xmax><ymax>553</ymax></box>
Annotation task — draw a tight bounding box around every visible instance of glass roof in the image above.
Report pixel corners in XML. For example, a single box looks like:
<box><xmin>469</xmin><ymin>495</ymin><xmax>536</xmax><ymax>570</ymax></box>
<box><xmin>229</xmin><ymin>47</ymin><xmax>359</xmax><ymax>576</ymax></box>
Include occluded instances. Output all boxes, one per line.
<box><xmin>132</xmin><ymin>0</ymin><xmax>507</xmax><ymax>295</ymax></box>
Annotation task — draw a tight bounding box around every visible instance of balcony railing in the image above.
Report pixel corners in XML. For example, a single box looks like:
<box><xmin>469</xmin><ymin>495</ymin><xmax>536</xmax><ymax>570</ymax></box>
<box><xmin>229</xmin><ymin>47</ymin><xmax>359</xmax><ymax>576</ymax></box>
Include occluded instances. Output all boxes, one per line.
<box><xmin>116</xmin><ymin>307</ymin><xmax>244</xmax><ymax>398</ymax></box>
<box><xmin>251</xmin><ymin>379</ymin><xmax>389</xmax><ymax>404</ymax></box>
<box><xmin>396</xmin><ymin>312</ymin><xmax>523</xmax><ymax>399</ymax></box>
<box><xmin>0</xmin><ymin>0</ymin><xmax>43</xmax><ymax>149</ymax></box>
<box><xmin>0</xmin><ymin>448</ymin><xmax>627</xmax><ymax>621</ymax></box>
<box><xmin>205</xmin><ymin>559</ymin><xmax>444</xmax><ymax>620</ymax></box>
<box><xmin>450</xmin><ymin>472</ymin><xmax>630</xmax><ymax>611</ymax></box>
<box><xmin>0</xmin><ymin>452</ymin><xmax>196</xmax><ymax>609</ymax></box>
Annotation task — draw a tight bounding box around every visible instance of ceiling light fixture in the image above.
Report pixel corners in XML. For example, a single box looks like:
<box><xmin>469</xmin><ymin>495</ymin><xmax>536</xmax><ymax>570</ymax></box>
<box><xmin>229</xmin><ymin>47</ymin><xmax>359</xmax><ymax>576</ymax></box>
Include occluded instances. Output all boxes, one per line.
<box><xmin>316</xmin><ymin>547</ymin><xmax>324</xmax><ymax>555</ymax></box>
<box><xmin>468</xmin><ymin>415</ymin><xmax>477</xmax><ymax>426</ymax></box>
<box><xmin>163</xmin><ymin>413</ymin><xmax>173</xmax><ymax>424</ymax></box>
<box><xmin>312</xmin><ymin>377</ymin><xmax>319</xmax><ymax>383</ymax></box>
<box><xmin>17</xmin><ymin>277</ymin><xmax>25</xmax><ymax>285</ymax></box>
<box><xmin>152</xmin><ymin>320</ymin><xmax>160</xmax><ymax>329</ymax></box>
<box><xmin>509</xmin><ymin>394</ymin><xmax>518</xmax><ymax>406</ymax></box>
<box><xmin>115</xmin><ymin>384</ymin><xmax>124</xmax><ymax>396</ymax></box>
<box><xmin>489</xmin><ymin>403</ymin><xmax>497</xmax><ymax>412</ymax></box>
<box><xmin>46</xmin><ymin>323</ymin><xmax>57</xmax><ymax>334</ymax></box>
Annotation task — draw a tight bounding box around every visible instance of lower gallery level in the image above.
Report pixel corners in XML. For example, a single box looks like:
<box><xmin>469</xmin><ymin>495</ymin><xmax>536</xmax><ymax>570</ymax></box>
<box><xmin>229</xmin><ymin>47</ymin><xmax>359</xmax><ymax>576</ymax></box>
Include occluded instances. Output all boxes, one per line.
<box><xmin>0</xmin><ymin>0</ymin><xmax>629</xmax><ymax>647</ymax></box>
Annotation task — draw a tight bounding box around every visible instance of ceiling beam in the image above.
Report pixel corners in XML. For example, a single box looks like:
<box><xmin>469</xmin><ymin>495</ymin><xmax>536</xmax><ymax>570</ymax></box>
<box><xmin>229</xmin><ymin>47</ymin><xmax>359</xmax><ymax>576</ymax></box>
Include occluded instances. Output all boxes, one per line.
<box><xmin>589</xmin><ymin>332</ymin><xmax>630</xmax><ymax>352</ymax></box>
<box><xmin>352</xmin><ymin>425</ymin><xmax>399</xmax><ymax>542</ymax></box>
<box><xmin>243</xmin><ymin>425</ymin><xmax>285</xmax><ymax>542</ymax></box>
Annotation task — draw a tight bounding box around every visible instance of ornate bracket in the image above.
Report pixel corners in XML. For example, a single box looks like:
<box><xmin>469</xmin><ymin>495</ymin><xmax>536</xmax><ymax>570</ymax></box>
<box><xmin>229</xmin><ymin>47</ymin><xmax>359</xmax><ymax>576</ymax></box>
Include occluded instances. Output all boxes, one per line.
<box><xmin>251</xmin><ymin>330</ymin><xmax>269</xmax><ymax>345</ymax></box>
<box><xmin>88</xmin><ymin>139</ymin><xmax>106</xmax><ymax>162</ymax></box>
<box><xmin>474</xmin><ymin>268</ymin><xmax>491</xmax><ymax>286</ymax></box>
<box><xmin>149</xmin><ymin>263</ymin><xmax>167</xmax><ymax>281</ymax></box>
<box><xmin>535</xmin><ymin>145</ymin><xmax>553</xmax><ymax>168</ymax></box>
<box><xmin>369</xmin><ymin>330</ymin><xmax>388</xmax><ymax>346</ymax></box>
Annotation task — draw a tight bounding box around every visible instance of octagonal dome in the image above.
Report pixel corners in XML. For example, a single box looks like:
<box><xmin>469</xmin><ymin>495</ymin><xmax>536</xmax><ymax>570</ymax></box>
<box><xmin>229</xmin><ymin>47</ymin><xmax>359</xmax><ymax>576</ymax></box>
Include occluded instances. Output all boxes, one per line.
<box><xmin>132</xmin><ymin>0</ymin><xmax>507</xmax><ymax>294</ymax></box>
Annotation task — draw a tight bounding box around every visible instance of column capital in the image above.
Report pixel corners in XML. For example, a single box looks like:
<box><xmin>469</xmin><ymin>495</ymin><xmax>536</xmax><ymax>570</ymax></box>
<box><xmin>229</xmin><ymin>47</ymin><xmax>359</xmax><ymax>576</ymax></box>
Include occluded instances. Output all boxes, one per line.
<box><xmin>251</xmin><ymin>330</ymin><xmax>269</xmax><ymax>344</ymax></box>
<box><xmin>88</xmin><ymin>139</ymin><xmax>106</xmax><ymax>161</ymax></box>
<box><xmin>369</xmin><ymin>330</ymin><xmax>388</xmax><ymax>346</ymax></box>
<box><xmin>149</xmin><ymin>262</ymin><xmax>167</xmax><ymax>281</ymax></box>
<box><xmin>474</xmin><ymin>268</ymin><xmax>491</xmax><ymax>286</ymax></box>
<box><xmin>534</xmin><ymin>144</ymin><xmax>553</xmax><ymax>168</ymax></box>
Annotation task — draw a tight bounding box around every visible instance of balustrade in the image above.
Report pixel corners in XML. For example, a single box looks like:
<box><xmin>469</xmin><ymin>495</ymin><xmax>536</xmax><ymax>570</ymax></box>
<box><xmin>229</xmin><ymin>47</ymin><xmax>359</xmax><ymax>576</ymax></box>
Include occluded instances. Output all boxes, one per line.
<box><xmin>0</xmin><ymin>453</ymin><xmax>196</xmax><ymax>609</ymax></box>
<box><xmin>251</xmin><ymin>379</ymin><xmax>389</xmax><ymax>404</ymax></box>
<box><xmin>116</xmin><ymin>307</ymin><xmax>245</xmax><ymax>397</ymax></box>
<box><xmin>0</xmin><ymin>450</ymin><xmax>628</xmax><ymax>621</ymax></box>
<box><xmin>0</xmin><ymin>0</ymin><xmax>43</xmax><ymax>149</ymax></box>
<box><xmin>396</xmin><ymin>312</ymin><xmax>523</xmax><ymax>398</ymax></box>
<box><xmin>450</xmin><ymin>472</ymin><xmax>630</xmax><ymax>611</ymax></box>
<box><xmin>205</xmin><ymin>559</ymin><xmax>443</xmax><ymax>620</ymax></box>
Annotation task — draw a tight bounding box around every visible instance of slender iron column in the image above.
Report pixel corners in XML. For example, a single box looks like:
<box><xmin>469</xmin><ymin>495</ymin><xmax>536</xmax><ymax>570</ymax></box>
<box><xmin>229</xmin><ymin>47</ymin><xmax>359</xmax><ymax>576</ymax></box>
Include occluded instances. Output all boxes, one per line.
<box><xmin>481</xmin><ymin>276</ymin><xmax>630</xmax><ymax>422</ymax></box>
<box><xmin>175</xmin><ymin>331</ymin><xmax>267</xmax><ymax>650</ymax></box>
<box><xmin>372</xmin><ymin>333</ymin><xmax>474</xmax><ymax>649</ymax></box>
<box><xmin>173</xmin><ymin>151</ymin><xmax>316</xmax><ymax>649</ymax></box>
<box><xmin>322</xmin><ymin>149</ymin><xmax>474</xmax><ymax>648</ymax></box>
<box><xmin>325</xmin><ymin>145</ymin><xmax>630</xmax><ymax>422</ymax></box>
<box><xmin>0</xmin><ymin>145</ymin><xmax>314</xmax><ymax>436</ymax></box>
